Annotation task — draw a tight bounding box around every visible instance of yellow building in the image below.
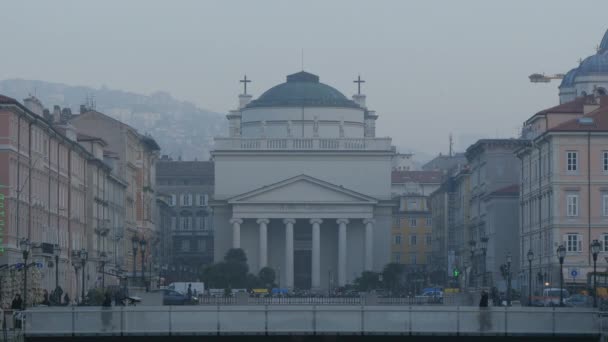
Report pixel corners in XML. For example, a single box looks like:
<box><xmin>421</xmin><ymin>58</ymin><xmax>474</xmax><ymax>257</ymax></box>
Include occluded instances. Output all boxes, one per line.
<box><xmin>391</xmin><ymin>171</ymin><xmax>442</xmax><ymax>267</ymax></box>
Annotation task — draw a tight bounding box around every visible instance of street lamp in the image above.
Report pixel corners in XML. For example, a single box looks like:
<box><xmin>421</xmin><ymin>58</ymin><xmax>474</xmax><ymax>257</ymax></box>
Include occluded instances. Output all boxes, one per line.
<box><xmin>19</xmin><ymin>238</ymin><xmax>31</xmax><ymax>309</ymax></box>
<box><xmin>557</xmin><ymin>245</ymin><xmax>566</xmax><ymax>307</ymax></box>
<box><xmin>99</xmin><ymin>251</ymin><xmax>107</xmax><ymax>290</ymax></box>
<box><xmin>506</xmin><ymin>252</ymin><xmax>512</xmax><ymax>306</ymax></box>
<box><xmin>79</xmin><ymin>249</ymin><xmax>88</xmax><ymax>304</ymax></box>
<box><xmin>131</xmin><ymin>236</ymin><xmax>139</xmax><ymax>285</ymax></box>
<box><xmin>480</xmin><ymin>236</ymin><xmax>489</xmax><ymax>287</ymax></box>
<box><xmin>527</xmin><ymin>249</ymin><xmax>534</xmax><ymax>306</ymax></box>
<box><xmin>469</xmin><ymin>240</ymin><xmax>476</xmax><ymax>286</ymax></box>
<box><xmin>54</xmin><ymin>244</ymin><xmax>61</xmax><ymax>291</ymax></box>
<box><xmin>140</xmin><ymin>238</ymin><xmax>147</xmax><ymax>284</ymax></box>
<box><xmin>591</xmin><ymin>239</ymin><xmax>601</xmax><ymax>308</ymax></box>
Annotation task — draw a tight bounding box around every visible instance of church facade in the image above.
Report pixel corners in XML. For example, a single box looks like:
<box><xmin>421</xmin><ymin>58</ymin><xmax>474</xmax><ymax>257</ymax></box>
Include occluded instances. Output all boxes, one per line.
<box><xmin>212</xmin><ymin>71</ymin><xmax>394</xmax><ymax>290</ymax></box>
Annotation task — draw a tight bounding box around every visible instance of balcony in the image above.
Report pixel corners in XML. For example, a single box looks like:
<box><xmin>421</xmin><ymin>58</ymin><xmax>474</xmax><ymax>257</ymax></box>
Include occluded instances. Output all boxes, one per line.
<box><xmin>213</xmin><ymin>137</ymin><xmax>393</xmax><ymax>151</ymax></box>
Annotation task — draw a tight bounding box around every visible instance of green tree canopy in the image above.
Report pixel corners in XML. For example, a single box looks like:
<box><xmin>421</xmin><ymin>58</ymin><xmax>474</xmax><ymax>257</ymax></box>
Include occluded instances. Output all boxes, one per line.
<box><xmin>354</xmin><ymin>271</ymin><xmax>382</xmax><ymax>292</ymax></box>
<box><xmin>258</xmin><ymin>267</ymin><xmax>276</xmax><ymax>288</ymax></box>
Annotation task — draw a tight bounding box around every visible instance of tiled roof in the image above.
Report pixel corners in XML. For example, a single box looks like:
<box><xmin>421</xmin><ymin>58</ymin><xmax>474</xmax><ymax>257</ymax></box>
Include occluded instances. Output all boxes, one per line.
<box><xmin>0</xmin><ymin>95</ymin><xmax>19</xmax><ymax>105</ymax></box>
<box><xmin>391</xmin><ymin>170</ymin><xmax>443</xmax><ymax>184</ymax></box>
<box><xmin>534</xmin><ymin>96</ymin><xmax>591</xmax><ymax>116</ymax></box>
<box><xmin>549</xmin><ymin>103</ymin><xmax>608</xmax><ymax>132</ymax></box>
<box><xmin>156</xmin><ymin>160</ymin><xmax>215</xmax><ymax>178</ymax></box>
<box><xmin>489</xmin><ymin>184</ymin><xmax>519</xmax><ymax>196</ymax></box>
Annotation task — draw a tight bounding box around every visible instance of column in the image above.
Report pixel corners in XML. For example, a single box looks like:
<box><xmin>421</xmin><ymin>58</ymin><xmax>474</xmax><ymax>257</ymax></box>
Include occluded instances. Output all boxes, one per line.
<box><xmin>257</xmin><ymin>219</ymin><xmax>269</xmax><ymax>269</ymax></box>
<box><xmin>310</xmin><ymin>218</ymin><xmax>323</xmax><ymax>290</ymax></box>
<box><xmin>363</xmin><ymin>218</ymin><xmax>375</xmax><ymax>271</ymax></box>
<box><xmin>230</xmin><ymin>218</ymin><xmax>243</xmax><ymax>249</ymax></box>
<box><xmin>283</xmin><ymin>219</ymin><xmax>296</xmax><ymax>290</ymax></box>
<box><xmin>337</xmin><ymin>218</ymin><xmax>349</xmax><ymax>287</ymax></box>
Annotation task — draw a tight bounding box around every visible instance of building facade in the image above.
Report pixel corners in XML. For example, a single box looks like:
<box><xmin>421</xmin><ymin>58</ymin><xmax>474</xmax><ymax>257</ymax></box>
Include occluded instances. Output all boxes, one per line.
<box><xmin>212</xmin><ymin>71</ymin><xmax>394</xmax><ymax>291</ymax></box>
<box><xmin>156</xmin><ymin>157</ymin><xmax>214</xmax><ymax>281</ymax></box>
<box><xmin>466</xmin><ymin>139</ymin><xmax>525</xmax><ymax>289</ymax></box>
<box><xmin>69</xmin><ymin>110</ymin><xmax>160</xmax><ymax>286</ymax></box>
<box><xmin>0</xmin><ymin>95</ymin><xmax>93</xmax><ymax>303</ymax></box>
<box><xmin>519</xmin><ymin>95</ymin><xmax>608</xmax><ymax>297</ymax></box>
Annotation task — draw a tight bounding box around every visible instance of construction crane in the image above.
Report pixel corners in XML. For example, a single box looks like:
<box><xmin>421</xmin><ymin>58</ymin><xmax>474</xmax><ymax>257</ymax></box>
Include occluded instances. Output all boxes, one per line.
<box><xmin>528</xmin><ymin>73</ymin><xmax>565</xmax><ymax>83</ymax></box>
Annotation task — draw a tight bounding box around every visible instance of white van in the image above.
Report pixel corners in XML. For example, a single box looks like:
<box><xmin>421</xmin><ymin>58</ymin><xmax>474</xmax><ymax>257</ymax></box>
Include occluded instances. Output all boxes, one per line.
<box><xmin>542</xmin><ymin>288</ymin><xmax>570</xmax><ymax>306</ymax></box>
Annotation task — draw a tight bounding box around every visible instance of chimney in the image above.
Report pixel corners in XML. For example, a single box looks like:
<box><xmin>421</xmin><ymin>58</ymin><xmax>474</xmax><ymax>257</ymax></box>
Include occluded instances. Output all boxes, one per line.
<box><xmin>52</xmin><ymin>105</ymin><xmax>61</xmax><ymax>123</ymax></box>
<box><xmin>80</xmin><ymin>104</ymin><xmax>87</xmax><ymax>114</ymax></box>
<box><xmin>43</xmin><ymin>109</ymin><xmax>52</xmax><ymax>122</ymax></box>
<box><xmin>583</xmin><ymin>96</ymin><xmax>600</xmax><ymax>115</ymax></box>
<box><xmin>23</xmin><ymin>96</ymin><xmax>44</xmax><ymax>116</ymax></box>
<box><xmin>61</xmin><ymin>107</ymin><xmax>72</xmax><ymax>122</ymax></box>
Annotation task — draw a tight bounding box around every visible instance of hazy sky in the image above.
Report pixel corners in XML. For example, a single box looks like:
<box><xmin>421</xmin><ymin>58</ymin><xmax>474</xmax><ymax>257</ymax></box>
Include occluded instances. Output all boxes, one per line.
<box><xmin>2</xmin><ymin>0</ymin><xmax>607</xmax><ymax>157</ymax></box>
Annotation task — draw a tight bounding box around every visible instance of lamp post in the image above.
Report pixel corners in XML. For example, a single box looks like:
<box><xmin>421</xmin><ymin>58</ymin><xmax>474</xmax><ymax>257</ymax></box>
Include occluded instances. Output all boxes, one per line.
<box><xmin>506</xmin><ymin>252</ymin><xmax>512</xmax><ymax>306</ymax></box>
<box><xmin>131</xmin><ymin>236</ymin><xmax>139</xmax><ymax>285</ymax></box>
<box><xmin>557</xmin><ymin>245</ymin><xmax>566</xmax><ymax>307</ymax></box>
<box><xmin>480</xmin><ymin>236</ymin><xmax>489</xmax><ymax>287</ymax></box>
<box><xmin>469</xmin><ymin>240</ymin><xmax>476</xmax><ymax>287</ymax></box>
<box><xmin>527</xmin><ymin>249</ymin><xmax>534</xmax><ymax>306</ymax></box>
<box><xmin>79</xmin><ymin>249</ymin><xmax>88</xmax><ymax>304</ymax></box>
<box><xmin>19</xmin><ymin>238</ymin><xmax>31</xmax><ymax>309</ymax></box>
<box><xmin>463</xmin><ymin>261</ymin><xmax>469</xmax><ymax>289</ymax></box>
<box><xmin>54</xmin><ymin>244</ymin><xmax>61</xmax><ymax>291</ymax></box>
<box><xmin>99</xmin><ymin>251</ymin><xmax>107</xmax><ymax>290</ymax></box>
<box><xmin>591</xmin><ymin>239</ymin><xmax>601</xmax><ymax>308</ymax></box>
<box><xmin>140</xmin><ymin>238</ymin><xmax>147</xmax><ymax>284</ymax></box>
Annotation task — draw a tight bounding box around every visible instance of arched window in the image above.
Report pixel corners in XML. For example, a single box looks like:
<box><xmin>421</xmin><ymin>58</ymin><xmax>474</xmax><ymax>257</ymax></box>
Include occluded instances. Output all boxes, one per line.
<box><xmin>196</xmin><ymin>210</ymin><xmax>209</xmax><ymax>230</ymax></box>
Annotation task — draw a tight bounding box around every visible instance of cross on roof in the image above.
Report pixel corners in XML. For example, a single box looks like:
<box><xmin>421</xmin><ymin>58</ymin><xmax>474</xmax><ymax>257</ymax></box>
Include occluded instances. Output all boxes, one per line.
<box><xmin>240</xmin><ymin>75</ymin><xmax>251</xmax><ymax>95</ymax></box>
<box><xmin>353</xmin><ymin>75</ymin><xmax>365</xmax><ymax>95</ymax></box>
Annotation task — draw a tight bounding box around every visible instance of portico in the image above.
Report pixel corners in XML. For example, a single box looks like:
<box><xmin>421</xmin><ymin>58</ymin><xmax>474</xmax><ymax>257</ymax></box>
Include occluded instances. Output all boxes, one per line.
<box><xmin>227</xmin><ymin>174</ymin><xmax>377</xmax><ymax>290</ymax></box>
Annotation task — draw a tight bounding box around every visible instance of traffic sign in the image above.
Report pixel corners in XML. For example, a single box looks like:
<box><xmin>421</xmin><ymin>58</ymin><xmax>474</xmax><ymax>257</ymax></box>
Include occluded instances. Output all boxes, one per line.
<box><xmin>570</xmin><ymin>268</ymin><xmax>579</xmax><ymax>279</ymax></box>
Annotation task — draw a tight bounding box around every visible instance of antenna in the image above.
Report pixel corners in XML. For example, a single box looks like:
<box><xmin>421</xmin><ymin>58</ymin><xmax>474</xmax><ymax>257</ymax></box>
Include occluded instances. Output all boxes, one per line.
<box><xmin>301</xmin><ymin>48</ymin><xmax>304</xmax><ymax>71</ymax></box>
<box><xmin>449</xmin><ymin>133</ymin><xmax>453</xmax><ymax>157</ymax></box>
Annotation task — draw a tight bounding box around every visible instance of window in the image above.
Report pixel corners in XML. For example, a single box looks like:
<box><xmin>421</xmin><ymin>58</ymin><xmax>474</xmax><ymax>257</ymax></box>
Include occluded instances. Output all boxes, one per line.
<box><xmin>169</xmin><ymin>194</ymin><xmax>176</xmax><ymax>207</ymax></box>
<box><xmin>198</xmin><ymin>239</ymin><xmax>206</xmax><ymax>252</ymax></box>
<box><xmin>171</xmin><ymin>216</ymin><xmax>177</xmax><ymax>230</ymax></box>
<box><xmin>181</xmin><ymin>239</ymin><xmax>190</xmax><ymax>252</ymax></box>
<box><xmin>394</xmin><ymin>234</ymin><xmax>401</xmax><ymax>245</ymax></box>
<box><xmin>393</xmin><ymin>253</ymin><xmax>401</xmax><ymax>263</ymax></box>
<box><xmin>567</xmin><ymin>151</ymin><xmax>578</xmax><ymax>171</ymax></box>
<box><xmin>604</xmin><ymin>152</ymin><xmax>608</xmax><ymax>172</ymax></box>
<box><xmin>186</xmin><ymin>194</ymin><xmax>193</xmax><ymax>206</ymax></box>
<box><xmin>426</xmin><ymin>217</ymin><xmax>432</xmax><ymax>226</ymax></box>
<box><xmin>196</xmin><ymin>194</ymin><xmax>208</xmax><ymax>206</ymax></box>
<box><xmin>565</xmin><ymin>234</ymin><xmax>582</xmax><ymax>252</ymax></box>
<box><xmin>425</xmin><ymin>233</ymin><xmax>432</xmax><ymax>245</ymax></box>
<box><xmin>410</xmin><ymin>234</ymin><xmax>417</xmax><ymax>246</ymax></box>
<box><xmin>392</xmin><ymin>217</ymin><xmax>399</xmax><ymax>227</ymax></box>
<box><xmin>603</xmin><ymin>234</ymin><xmax>608</xmax><ymax>252</ymax></box>
<box><xmin>566</xmin><ymin>194</ymin><xmax>579</xmax><ymax>217</ymax></box>
<box><xmin>181</xmin><ymin>216</ymin><xmax>192</xmax><ymax>230</ymax></box>
<box><xmin>410</xmin><ymin>253</ymin><xmax>417</xmax><ymax>265</ymax></box>
<box><xmin>407</xmin><ymin>200</ymin><xmax>418</xmax><ymax>211</ymax></box>
<box><xmin>603</xmin><ymin>194</ymin><xmax>608</xmax><ymax>217</ymax></box>
<box><xmin>410</xmin><ymin>218</ymin><xmax>417</xmax><ymax>227</ymax></box>
<box><xmin>180</xmin><ymin>194</ymin><xmax>186</xmax><ymax>206</ymax></box>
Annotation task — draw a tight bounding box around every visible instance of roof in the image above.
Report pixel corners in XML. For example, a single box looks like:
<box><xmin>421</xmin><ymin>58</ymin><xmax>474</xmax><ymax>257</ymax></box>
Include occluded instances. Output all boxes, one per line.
<box><xmin>548</xmin><ymin>100</ymin><xmax>608</xmax><ymax>132</ymax></box>
<box><xmin>465</xmin><ymin>139</ymin><xmax>528</xmax><ymax>160</ymax></box>
<box><xmin>533</xmin><ymin>95</ymin><xmax>591</xmax><ymax>116</ymax></box>
<box><xmin>77</xmin><ymin>133</ymin><xmax>107</xmax><ymax>146</ymax></box>
<box><xmin>601</xmin><ymin>29</ymin><xmax>608</xmax><ymax>53</ymax></box>
<box><xmin>0</xmin><ymin>94</ymin><xmax>19</xmax><ymax>105</ymax></box>
<box><xmin>156</xmin><ymin>160</ymin><xmax>215</xmax><ymax>179</ymax></box>
<box><xmin>391</xmin><ymin>171</ymin><xmax>443</xmax><ymax>184</ymax></box>
<box><xmin>245</xmin><ymin>71</ymin><xmax>360</xmax><ymax>109</ymax></box>
<box><xmin>488</xmin><ymin>184</ymin><xmax>519</xmax><ymax>197</ymax></box>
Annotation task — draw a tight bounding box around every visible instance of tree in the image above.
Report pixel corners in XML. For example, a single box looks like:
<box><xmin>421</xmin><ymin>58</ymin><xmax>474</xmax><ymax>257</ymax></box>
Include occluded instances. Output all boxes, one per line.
<box><xmin>246</xmin><ymin>273</ymin><xmax>263</xmax><ymax>289</ymax></box>
<box><xmin>202</xmin><ymin>249</ymin><xmax>250</xmax><ymax>289</ymax></box>
<box><xmin>382</xmin><ymin>263</ymin><xmax>406</xmax><ymax>293</ymax></box>
<box><xmin>258</xmin><ymin>267</ymin><xmax>276</xmax><ymax>288</ymax></box>
<box><xmin>354</xmin><ymin>271</ymin><xmax>382</xmax><ymax>292</ymax></box>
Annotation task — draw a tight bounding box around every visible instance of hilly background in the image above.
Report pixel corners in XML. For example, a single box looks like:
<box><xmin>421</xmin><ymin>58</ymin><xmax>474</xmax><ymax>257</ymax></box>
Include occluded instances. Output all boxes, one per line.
<box><xmin>0</xmin><ymin>79</ymin><xmax>226</xmax><ymax>160</ymax></box>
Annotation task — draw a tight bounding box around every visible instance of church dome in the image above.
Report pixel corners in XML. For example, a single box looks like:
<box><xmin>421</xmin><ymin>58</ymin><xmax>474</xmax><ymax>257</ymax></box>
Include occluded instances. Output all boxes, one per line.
<box><xmin>559</xmin><ymin>68</ymin><xmax>578</xmax><ymax>88</ymax></box>
<box><xmin>577</xmin><ymin>50</ymin><xmax>608</xmax><ymax>76</ymax></box>
<box><xmin>246</xmin><ymin>71</ymin><xmax>360</xmax><ymax>109</ymax></box>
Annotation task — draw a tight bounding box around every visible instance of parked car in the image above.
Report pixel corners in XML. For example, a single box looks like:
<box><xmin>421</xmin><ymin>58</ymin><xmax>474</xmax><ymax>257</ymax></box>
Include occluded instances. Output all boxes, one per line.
<box><xmin>417</xmin><ymin>290</ymin><xmax>443</xmax><ymax>304</ymax></box>
<box><xmin>152</xmin><ymin>289</ymin><xmax>193</xmax><ymax>305</ymax></box>
<box><xmin>564</xmin><ymin>294</ymin><xmax>589</xmax><ymax>307</ymax></box>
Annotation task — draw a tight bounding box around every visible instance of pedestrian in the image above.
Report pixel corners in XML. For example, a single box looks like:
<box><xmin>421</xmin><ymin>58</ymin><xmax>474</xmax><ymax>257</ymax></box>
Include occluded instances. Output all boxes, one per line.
<box><xmin>101</xmin><ymin>292</ymin><xmax>113</xmax><ymax>331</ymax></box>
<box><xmin>11</xmin><ymin>294</ymin><xmax>22</xmax><ymax>310</ymax></box>
<box><xmin>41</xmin><ymin>290</ymin><xmax>50</xmax><ymax>306</ymax></box>
<box><xmin>63</xmin><ymin>293</ymin><xmax>70</xmax><ymax>306</ymax></box>
<box><xmin>479</xmin><ymin>290</ymin><xmax>489</xmax><ymax>307</ymax></box>
<box><xmin>187</xmin><ymin>284</ymin><xmax>193</xmax><ymax>300</ymax></box>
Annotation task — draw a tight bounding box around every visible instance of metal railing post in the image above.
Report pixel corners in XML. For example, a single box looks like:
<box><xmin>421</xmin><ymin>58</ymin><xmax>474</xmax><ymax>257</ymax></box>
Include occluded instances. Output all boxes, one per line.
<box><xmin>71</xmin><ymin>306</ymin><xmax>75</xmax><ymax>337</ymax></box>
<box><xmin>456</xmin><ymin>306</ymin><xmax>460</xmax><ymax>336</ymax></box>
<box><xmin>120</xmin><ymin>306</ymin><xmax>124</xmax><ymax>337</ymax></box>
<box><xmin>312</xmin><ymin>305</ymin><xmax>317</xmax><ymax>335</ymax></box>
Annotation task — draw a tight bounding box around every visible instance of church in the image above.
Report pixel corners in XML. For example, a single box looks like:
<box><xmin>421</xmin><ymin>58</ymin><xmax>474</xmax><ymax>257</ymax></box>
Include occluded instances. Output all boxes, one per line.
<box><xmin>211</xmin><ymin>71</ymin><xmax>394</xmax><ymax>291</ymax></box>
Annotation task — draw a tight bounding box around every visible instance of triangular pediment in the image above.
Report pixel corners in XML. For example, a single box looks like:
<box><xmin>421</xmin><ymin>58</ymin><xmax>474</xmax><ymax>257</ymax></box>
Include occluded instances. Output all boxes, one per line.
<box><xmin>228</xmin><ymin>175</ymin><xmax>378</xmax><ymax>205</ymax></box>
